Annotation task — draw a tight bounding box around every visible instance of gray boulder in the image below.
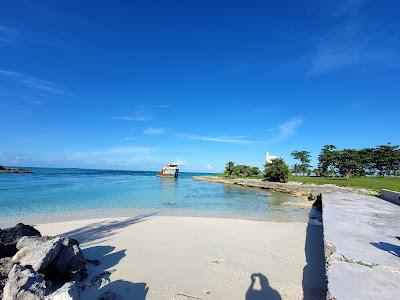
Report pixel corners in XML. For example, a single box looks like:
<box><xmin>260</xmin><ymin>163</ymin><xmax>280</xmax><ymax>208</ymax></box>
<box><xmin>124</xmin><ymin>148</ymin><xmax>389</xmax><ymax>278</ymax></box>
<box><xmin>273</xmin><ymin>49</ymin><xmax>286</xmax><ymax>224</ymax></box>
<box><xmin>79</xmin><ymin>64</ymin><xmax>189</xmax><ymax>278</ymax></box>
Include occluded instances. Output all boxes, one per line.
<box><xmin>13</xmin><ymin>237</ymin><xmax>63</xmax><ymax>272</ymax></box>
<box><xmin>48</xmin><ymin>237</ymin><xmax>86</xmax><ymax>280</ymax></box>
<box><xmin>17</xmin><ymin>236</ymin><xmax>53</xmax><ymax>251</ymax></box>
<box><xmin>46</xmin><ymin>281</ymin><xmax>79</xmax><ymax>300</ymax></box>
<box><xmin>3</xmin><ymin>264</ymin><xmax>48</xmax><ymax>300</ymax></box>
<box><xmin>0</xmin><ymin>223</ymin><xmax>41</xmax><ymax>258</ymax></box>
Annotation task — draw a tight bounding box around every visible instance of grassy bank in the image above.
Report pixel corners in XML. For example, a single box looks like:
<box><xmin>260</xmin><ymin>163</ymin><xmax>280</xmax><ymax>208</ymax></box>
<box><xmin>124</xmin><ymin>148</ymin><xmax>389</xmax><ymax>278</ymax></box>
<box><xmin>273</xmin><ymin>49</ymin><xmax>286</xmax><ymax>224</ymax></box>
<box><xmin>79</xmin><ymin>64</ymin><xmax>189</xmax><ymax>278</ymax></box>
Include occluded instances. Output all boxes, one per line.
<box><xmin>288</xmin><ymin>175</ymin><xmax>400</xmax><ymax>192</ymax></box>
<box><xmin>210</xmin><ymin>174</ymin><xmax>400</xmax><ymax>192</ymax></box>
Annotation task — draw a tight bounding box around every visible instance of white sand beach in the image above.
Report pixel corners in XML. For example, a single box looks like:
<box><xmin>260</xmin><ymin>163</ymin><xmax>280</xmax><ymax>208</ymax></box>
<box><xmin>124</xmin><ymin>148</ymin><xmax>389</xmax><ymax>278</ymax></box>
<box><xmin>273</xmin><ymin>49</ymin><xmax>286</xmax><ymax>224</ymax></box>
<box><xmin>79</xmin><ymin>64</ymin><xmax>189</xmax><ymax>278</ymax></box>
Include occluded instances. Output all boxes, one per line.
<box><xmin>36</xmin><ymin>215</ymin><xmax>326</xmax><ymax>300</ymax></box>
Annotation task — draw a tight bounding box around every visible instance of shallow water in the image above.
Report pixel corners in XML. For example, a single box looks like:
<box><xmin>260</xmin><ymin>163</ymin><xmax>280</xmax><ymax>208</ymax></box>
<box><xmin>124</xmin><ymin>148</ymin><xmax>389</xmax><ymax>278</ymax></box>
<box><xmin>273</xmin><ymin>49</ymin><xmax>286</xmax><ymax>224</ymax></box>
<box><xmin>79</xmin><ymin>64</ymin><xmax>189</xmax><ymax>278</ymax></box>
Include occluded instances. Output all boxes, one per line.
<box><xmin>0</xmin><ymin>168</ymin><xmax>308</xmax><ymax>225</ymax></box>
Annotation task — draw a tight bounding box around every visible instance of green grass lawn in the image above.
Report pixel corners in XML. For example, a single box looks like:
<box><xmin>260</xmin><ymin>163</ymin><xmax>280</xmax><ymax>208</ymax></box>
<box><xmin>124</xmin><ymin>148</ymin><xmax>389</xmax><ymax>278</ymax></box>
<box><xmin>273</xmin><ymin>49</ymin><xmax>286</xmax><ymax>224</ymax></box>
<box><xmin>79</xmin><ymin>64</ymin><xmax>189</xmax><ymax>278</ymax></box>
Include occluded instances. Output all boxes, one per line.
<box><xmin>288</xmin><ymin>175</ymin><xmax>400</xmax><ymax>192</ymax></box>
<box><xmin>210</xmin><ymin>173</ymin><xmax>400</xmax><ymax>192</ymax></box>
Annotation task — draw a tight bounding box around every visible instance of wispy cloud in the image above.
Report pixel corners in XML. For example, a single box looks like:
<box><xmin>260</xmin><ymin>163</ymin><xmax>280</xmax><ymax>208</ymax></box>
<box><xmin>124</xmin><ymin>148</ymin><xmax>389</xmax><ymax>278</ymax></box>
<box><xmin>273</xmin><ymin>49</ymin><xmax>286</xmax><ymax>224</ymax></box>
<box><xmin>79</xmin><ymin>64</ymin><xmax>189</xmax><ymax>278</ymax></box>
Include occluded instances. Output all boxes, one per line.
<box><xmin>269</xmin><ymin>116</ymin><xmax>304</xmax><ymax>142</ymax></box>
<box><xmin>335</xmin><ymin>0</ymin><xmax>368</xmax><ymax>16</ymax></box>
<box><xmin>0</xmin><ymin>69</ymin><xmax>69</xmax><ymax>96</ymax></box>
<box><xmin>105</xmin><ymin>104</ymin><xmax>171</xmax><ymax>122</ymax></box>
<box><xmin>106</xmin><ymin>112</ymin><xmax>153</xmax><ymax>122</ymax></box>
<box><xmin>143</xmin><ymin>127</ymin><xmax>167</xmax><ymax>135</ymax></box>
<box><xmin>309</xmin><ymin>2</ymin><xmax>400</xmax><ymax>75</ymax></box>
<box><xmin>178</xmin><ymin>133</ymin><xmax>253</xmax><ymax>144</ymax></box>
<box><xmin>0</xmin><ymin>25</ymin><xmax>77</xmax><ymax>51</ymax></box>
<box><xmin>0</xmin><ymin>69</ymin><xmax>71</xmax><ymax>105</ymax></box>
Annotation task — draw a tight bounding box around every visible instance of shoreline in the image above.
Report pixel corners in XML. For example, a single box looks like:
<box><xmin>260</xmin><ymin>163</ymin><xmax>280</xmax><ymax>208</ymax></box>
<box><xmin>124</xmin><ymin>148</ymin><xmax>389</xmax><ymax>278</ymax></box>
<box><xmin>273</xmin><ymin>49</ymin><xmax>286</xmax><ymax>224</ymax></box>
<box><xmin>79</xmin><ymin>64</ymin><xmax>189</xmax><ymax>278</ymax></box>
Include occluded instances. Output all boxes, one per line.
<box><xmin>193</xmin><ymin>176</ymin><xmax>377</xmax><ymax>197</ymax></box>
<box><xmin>0</xmin><ymin>205</ymin><xmax>310</xmax><ymax>229</ymax></box>
<box><xmin>33</xmin><ymin>215</ymin><xmax>326</xmax><ymax>299</ymax></box>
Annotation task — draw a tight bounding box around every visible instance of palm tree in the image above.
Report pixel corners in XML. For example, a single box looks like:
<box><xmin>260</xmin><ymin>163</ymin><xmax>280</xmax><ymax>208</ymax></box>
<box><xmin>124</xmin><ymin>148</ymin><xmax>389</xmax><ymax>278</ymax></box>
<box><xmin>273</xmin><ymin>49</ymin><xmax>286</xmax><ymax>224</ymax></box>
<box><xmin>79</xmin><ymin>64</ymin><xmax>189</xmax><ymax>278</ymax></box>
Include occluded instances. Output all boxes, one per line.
<box><xmin>224</xmin><ymin>161</ymin><xmax>235</xmax><ymax>178</ymax></box>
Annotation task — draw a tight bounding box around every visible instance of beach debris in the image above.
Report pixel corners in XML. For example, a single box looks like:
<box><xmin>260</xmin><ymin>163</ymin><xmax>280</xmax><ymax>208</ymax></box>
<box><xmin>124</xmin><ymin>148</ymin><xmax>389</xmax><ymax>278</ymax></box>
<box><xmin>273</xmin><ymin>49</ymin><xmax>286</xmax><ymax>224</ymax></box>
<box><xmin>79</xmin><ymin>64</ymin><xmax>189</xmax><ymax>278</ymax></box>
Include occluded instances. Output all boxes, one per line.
<box><xmin>211</xmin><ymin>259</ymin><xmax>222</xmax><ymax>264</ymax></box>
<box><xmin>0</xmin><ymin>223</ymin><xmax>88</xmax><ymax>300</ymax></box>
<box><xmin>90</xmin><ymin>269</ymin><xmax>116</xmax><ymax>288</ymax></box>
<box><xmin>173</xmin><ymin>293</ymin><xmax>206</xmax><ymax>300</ymax></box>
<box><xmin>157</xmin><ymin>163</ymin><xmax>179</xmax><ymax>178</ymax></box>
<box><xmin>98</xmin><ymin>291</ymin><xmax>119</xmax><ymax>300</ymax></box>
<box><xmin>2</xmin><ymin>264</ymin><xmax>48</xmax><ymax>300</ymax></box>
<box><xmin>47</xmin><ymin>281</ymin><xmax>79</xmax><ymax>300</ymax></box>
<box><xmin>0</xmin><ymin>223</ymin><xmax>41</xmax><ymax>258</ymax></box>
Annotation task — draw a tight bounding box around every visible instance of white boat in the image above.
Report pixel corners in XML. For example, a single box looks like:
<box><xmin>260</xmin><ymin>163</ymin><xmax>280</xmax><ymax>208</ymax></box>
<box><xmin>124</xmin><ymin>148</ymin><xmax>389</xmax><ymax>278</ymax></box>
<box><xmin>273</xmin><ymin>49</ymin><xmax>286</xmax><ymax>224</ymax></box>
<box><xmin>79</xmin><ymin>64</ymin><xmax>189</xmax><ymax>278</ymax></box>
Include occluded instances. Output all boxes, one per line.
<box><xmin>157</xmin><ymin>163</ymin><xmax>179</xmax><ymax>178</ymax></box>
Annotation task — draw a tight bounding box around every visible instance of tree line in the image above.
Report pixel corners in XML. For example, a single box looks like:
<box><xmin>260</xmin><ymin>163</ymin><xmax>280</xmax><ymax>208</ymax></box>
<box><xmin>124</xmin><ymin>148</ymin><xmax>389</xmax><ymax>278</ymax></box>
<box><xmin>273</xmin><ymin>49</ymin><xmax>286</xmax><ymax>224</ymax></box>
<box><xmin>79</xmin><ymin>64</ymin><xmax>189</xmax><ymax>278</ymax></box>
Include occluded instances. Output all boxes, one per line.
<box><xmin>222</xmin><ymin>143</ymin><xmax>400</xmax><ymax>183</ymax></box>
<box><xmin>290</xmin><ymin>144</ymin><xmax>400</xmax><ymax>178</ymax></box>
<box><xmin>223</xmin><ymin>159</ymin><xmax>289</xmax><ymax>183</ymax></box>
<box><xmin>315</xmin><ymin>144</ymin><xmax>400</xmax><ymax>178</ymax></box>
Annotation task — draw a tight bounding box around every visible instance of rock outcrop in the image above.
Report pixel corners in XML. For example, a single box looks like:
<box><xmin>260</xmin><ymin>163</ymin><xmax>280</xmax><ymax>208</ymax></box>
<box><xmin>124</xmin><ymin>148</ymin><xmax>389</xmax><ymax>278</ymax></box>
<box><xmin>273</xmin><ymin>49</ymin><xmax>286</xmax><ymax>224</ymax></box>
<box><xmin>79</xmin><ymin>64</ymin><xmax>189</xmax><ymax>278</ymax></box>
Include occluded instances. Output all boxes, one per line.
<box><xmin>2</xmin><ymin>264</ymin><xmax>48</xmax><ymax>300</ymax></box>
<box><xmin>0</xmin><ymin>223</ymin><xmax>87</xmax><ymax>300</ymax></box>
<box><xmin>0</xmin><ymin>223</ymin><xmax>41</xmax><ymax>258</ymax></box>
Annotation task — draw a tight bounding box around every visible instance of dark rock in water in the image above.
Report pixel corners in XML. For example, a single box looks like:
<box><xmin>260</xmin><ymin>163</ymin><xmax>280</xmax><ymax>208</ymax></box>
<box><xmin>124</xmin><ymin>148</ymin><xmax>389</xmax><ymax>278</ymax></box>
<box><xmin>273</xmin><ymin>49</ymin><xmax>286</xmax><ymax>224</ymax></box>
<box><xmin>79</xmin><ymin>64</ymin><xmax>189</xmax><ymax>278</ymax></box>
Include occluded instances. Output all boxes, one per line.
<box><xmin>99</xmin><ymin>291</ymin><xmax>119</xmax><ymax>300</ymax></box>
<box><xmin>47</xmin><ymin>281</ymin><xmax>79</xmax><ymax>300</ymax></box>
<box><xmin>87</xmin><ymin>259</ymin><xmax>100</xmax><ymax>266</ymax></box>
<box><xmin>0</xmin><ymin>257</ymin><xmax>13</xmax><ymax>299</ymax></box>
<box><xmin>13</xmin><ymin>237</ymin><xmax>63</xmax><ymax>272</ymax></box>
<box><xmin>0</xmin><ymin>223</ymin><xmax>41</xmax><ymax>258</ymax></box>
<box><xmin>2</xmin><ymin>264</ymin><xmax>48</xmax><ymax>300</ymax></box>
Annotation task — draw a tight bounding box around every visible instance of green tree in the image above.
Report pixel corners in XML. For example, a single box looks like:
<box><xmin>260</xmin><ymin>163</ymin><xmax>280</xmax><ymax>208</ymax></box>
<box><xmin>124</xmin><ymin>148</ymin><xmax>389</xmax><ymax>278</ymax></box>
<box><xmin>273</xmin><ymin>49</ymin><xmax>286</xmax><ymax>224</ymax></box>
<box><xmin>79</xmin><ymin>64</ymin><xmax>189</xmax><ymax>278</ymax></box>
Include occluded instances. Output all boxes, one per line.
<box><xmin>335</xmin><ymin>149</ymin><xmax>364</xmax><ymax>179</ymax></box>
<box><xmin>291</xmin><ymin>150</ymin><xmax>311</xmax><ymax>176</ymax></box>
<box><xmin>264</xmin><ymin>158</ymin><xmax>289</xmax><ymax>183</ymax></box>
<box><xmin>373</xmin><ymin>144</ymin><xmax>400</xmax><ymax>176</ymax></box>
<box><xmin>224</xmin><ymin>161</ymin><xmax>235</xmax><ymax>178</ymax></box>
<box><xmin>318</xmin><ymin>145</ymin><xmax>337</xmax><ymax>177</ymax></box>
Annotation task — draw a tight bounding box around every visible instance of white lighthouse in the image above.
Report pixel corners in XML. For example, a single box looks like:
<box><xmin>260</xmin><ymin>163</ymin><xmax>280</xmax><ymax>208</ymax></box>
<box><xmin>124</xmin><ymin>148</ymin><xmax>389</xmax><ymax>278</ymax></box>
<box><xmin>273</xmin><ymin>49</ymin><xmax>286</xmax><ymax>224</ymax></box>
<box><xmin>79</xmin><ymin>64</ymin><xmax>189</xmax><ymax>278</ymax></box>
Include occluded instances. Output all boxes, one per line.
<box><xmin>265</xmin><ymin>152</ymin><xmax>277</xmax><ymax>164</ymax></box>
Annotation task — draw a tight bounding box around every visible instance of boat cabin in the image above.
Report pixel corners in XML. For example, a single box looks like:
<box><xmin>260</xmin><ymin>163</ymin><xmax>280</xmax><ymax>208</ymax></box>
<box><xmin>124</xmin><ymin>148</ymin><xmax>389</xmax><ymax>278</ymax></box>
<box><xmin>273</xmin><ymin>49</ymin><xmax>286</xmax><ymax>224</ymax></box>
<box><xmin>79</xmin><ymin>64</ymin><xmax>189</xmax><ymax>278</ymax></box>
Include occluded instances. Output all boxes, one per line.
<box><xmin>157</xmin><ymin>163</ymin><xmax>179</xmax><ymax>178</ymax></box>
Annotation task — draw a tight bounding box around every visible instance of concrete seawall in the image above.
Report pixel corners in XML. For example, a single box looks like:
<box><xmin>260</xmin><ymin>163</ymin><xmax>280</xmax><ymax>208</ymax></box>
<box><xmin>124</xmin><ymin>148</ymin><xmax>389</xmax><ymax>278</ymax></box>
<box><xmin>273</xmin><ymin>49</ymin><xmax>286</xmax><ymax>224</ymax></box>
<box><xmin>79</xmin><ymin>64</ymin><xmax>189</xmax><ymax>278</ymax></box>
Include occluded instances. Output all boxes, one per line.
<box><xmin>380</xmin><ymin>189</ymin><xmax>400</xmax><ymax>205</ymax></box>
<box><xmin>322</xmin><ymin>193</ymin><xmax>400</xmax><ymax>299</ymax></box>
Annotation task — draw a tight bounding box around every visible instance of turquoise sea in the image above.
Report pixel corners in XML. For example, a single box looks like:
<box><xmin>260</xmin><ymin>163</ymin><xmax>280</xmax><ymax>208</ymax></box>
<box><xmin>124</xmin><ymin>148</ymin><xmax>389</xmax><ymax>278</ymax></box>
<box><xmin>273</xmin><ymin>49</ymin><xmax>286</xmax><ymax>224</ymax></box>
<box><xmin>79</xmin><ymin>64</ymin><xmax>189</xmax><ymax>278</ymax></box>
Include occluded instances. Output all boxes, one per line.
<box><xmin>0</xmin><ymin>168</ymin><xmax>308</xmax><ymax>225</ymax></box>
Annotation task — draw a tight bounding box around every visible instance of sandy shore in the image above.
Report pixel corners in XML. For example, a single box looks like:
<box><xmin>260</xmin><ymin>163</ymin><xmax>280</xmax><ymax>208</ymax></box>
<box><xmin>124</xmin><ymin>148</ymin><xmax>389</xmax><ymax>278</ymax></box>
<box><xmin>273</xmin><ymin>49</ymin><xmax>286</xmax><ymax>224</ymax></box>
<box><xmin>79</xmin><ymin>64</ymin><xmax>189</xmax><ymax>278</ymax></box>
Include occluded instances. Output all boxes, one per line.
<box><xmin>35</xmin><ymin>215</ymin><xmax>326</xmax><ymax>300</ymax></box>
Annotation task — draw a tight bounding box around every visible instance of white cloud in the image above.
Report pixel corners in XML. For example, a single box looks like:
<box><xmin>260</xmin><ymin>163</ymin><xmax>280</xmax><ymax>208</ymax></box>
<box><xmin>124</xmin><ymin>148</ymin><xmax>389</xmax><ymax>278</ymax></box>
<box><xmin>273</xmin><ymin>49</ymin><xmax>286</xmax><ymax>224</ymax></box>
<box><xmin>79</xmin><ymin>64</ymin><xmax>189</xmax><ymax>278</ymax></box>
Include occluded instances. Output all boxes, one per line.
<box><xmin>309</xmin><ymin>3</ymin><xmax>400</xmax><ymax>75</ymax></box>
<box><xmin>178</xmin><ymin>133</ymin><xmax>253</xmax><ymax>144</ymax></box>
<box><xmin>176</xmin><ymin>158</ymin><xmax>185</xmax><ymax>165</ymax></box>
<box><xmin>143</xmin><ymin>127</ymin><xmax>167</xmax><ymax>135</ymax></box>
<box><xmin>269</xmin><ymin>116</ymin><xmax>304</xmax><ymax>142</ymax></box>
<box><xmin>206</xmin><ymin>163</ymin><xmax>213</xmax><ymax>170</ymax></box>
<box><xmin>0</xmin><ymin>69</ymin><xmax>69</xmax><ymax>96</ymax></box>
<box><xmin>106</xmin><ymin>114</ymin><xmax>153</xmax><ymax>122</ymax></box>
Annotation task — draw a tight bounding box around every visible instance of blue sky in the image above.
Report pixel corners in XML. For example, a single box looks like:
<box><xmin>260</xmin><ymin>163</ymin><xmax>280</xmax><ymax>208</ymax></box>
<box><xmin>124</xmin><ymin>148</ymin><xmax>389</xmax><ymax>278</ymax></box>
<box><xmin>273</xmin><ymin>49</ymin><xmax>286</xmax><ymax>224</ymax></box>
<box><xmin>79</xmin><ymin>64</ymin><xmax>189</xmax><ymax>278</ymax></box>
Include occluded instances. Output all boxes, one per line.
<box><xmin>0</xmin><ymin>0</ymin><xmax>399</xmax><ymax>172</ymax></box>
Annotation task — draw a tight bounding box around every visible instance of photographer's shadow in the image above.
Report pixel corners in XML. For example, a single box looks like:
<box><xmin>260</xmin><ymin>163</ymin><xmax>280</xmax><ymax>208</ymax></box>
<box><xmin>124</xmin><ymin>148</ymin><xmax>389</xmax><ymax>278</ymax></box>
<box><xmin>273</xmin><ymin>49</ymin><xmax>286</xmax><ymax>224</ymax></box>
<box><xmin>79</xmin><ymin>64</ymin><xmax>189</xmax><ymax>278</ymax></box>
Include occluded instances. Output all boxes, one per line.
<box><xmin>245</xmin><ymin>273</ymin><xmax>281</xmax><ymax>300</ymax></box>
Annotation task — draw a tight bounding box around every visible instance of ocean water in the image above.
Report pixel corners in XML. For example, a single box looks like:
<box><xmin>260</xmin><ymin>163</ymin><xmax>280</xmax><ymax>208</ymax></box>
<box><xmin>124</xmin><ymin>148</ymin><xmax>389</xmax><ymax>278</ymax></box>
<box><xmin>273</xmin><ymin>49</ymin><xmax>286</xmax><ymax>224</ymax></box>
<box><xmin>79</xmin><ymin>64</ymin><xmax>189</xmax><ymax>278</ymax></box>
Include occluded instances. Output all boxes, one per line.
<box><xmin>0</xmin><ymin>168</ymin><xmax>308</xmax><ymax>225</ymax></box>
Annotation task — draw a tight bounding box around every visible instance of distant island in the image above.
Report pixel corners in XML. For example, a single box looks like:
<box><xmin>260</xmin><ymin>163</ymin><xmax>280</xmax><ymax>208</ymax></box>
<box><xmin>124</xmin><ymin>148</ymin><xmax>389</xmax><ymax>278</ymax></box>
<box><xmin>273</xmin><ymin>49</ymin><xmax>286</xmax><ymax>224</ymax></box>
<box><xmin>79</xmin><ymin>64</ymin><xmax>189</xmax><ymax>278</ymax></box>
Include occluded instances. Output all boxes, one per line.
<box><xmin>0</xmin><ymin>166</ymin><xmax>33</xmax><ymax>174</ymax></box>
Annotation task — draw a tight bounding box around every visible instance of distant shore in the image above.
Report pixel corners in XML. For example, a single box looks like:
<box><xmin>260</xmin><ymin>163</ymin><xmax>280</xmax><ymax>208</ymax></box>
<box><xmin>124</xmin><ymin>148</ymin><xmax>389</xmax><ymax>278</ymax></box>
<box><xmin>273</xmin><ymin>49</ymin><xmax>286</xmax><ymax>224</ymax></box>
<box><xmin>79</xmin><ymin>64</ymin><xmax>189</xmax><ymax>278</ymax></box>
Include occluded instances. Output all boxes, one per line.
<box><xmin>193</xmin><ymin>176</ymin><xmax>377</xmax><ymax>197</ymax></box>
<box><xmin>0</xmin><ymin>166</ymin><xmax>33</xmax><ymax>174</ymax></box>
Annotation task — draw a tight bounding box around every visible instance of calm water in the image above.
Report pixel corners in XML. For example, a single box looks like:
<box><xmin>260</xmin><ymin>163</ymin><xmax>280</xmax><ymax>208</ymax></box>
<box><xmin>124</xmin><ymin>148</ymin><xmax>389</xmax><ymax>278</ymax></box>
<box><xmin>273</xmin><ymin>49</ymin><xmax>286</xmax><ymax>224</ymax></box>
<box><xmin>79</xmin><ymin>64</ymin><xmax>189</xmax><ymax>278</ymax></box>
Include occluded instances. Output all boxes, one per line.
<box><xmin>0</xmin><ymin>168</ymin><xmax>308</xmax><ymax>224</ymax></box>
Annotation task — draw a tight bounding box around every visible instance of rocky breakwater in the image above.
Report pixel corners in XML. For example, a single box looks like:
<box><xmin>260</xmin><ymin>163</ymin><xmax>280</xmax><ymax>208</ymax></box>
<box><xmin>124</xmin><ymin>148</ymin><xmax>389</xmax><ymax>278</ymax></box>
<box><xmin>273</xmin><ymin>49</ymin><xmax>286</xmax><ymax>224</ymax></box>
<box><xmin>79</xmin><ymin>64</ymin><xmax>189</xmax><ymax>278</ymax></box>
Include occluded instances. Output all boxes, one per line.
<box><xmin>0</xmin><ymin>223</ymin><xmax>86</xmax><ymax>299</ymax></box>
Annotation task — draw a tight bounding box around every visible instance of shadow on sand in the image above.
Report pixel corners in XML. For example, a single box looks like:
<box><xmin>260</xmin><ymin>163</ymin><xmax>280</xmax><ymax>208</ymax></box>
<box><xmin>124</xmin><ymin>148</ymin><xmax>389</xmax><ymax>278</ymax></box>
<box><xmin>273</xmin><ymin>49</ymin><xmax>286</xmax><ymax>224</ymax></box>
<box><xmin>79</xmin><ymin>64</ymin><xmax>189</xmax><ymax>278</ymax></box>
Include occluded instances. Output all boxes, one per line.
<box><xmin>370</xmin><ymin>241</ymin><xmax>400</xmax><ymax>257</ymax></box>
<box><xmin>81</xmin><ymin>244</ymin><xmax>149</xmax><ymax>299</ymax></box>
<box><xmin>62</xmin><ymin>213</ymin><xmax>156</xmax><ymax>244</ymax></box>
<box><xmin>302</xmin><ymin>207</ymin><xmax>328</xmax><ymax>300</ymax></box>
<box><xmin>245</xmin><ymin>273</ymin><xmax>281</xmax><ymax>300</ymax></box>
<box><xmin>61</xmin><ymin>215</ymin><xmax>153</xmax><ymax>299</ymax></box>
